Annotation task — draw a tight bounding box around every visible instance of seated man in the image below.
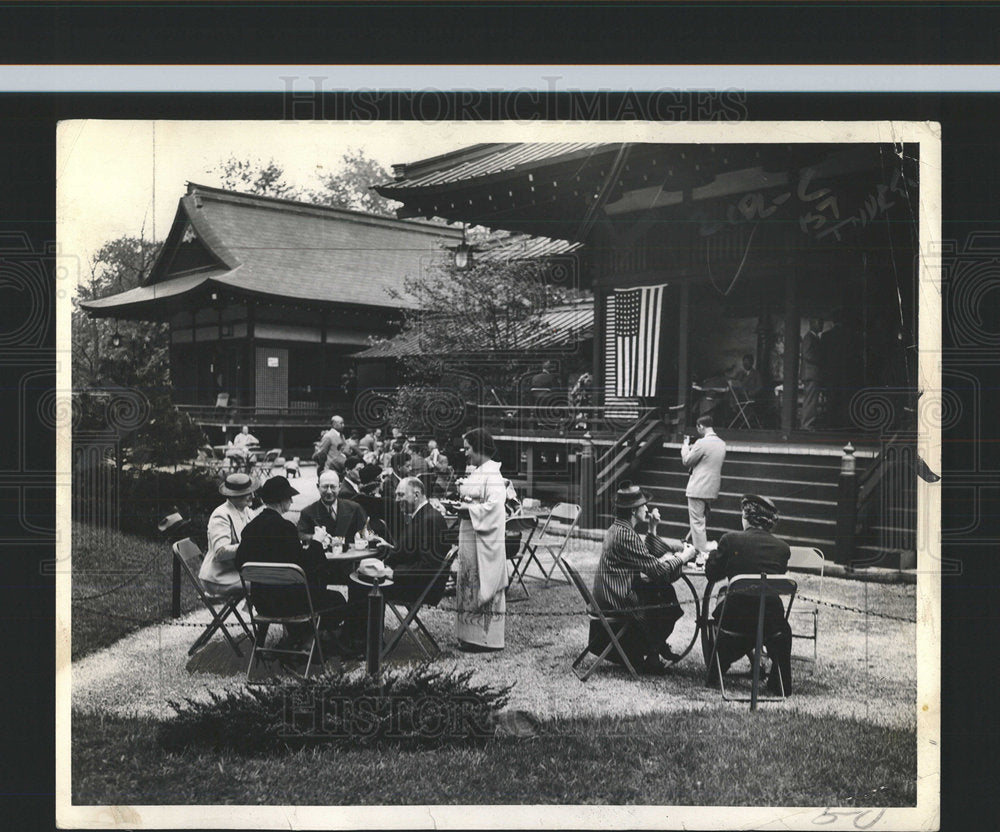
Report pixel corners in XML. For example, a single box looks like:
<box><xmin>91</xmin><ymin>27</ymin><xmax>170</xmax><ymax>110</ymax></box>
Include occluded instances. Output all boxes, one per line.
<box><xmin>731</xmin><ymin>353</ymin><xmax>763</xmax><ymax>399</ymax></box>
<box><xmin>705</xmin><ymin>493</ymin><xmax>793</xmax><ymax>695</ymax></box>
<box><xmin>235</xmin><ymin>476</ymin><xmax>350</xmax><ymax>645</ymax></box>
<box><xmin>589</xmin><ymin>483</ymin><xmax>699</xmax><ymax>675</ymax></box>
<box><xmin>296</xmin><ymin>469</ymin><xmax>369</xmax><ymax>584</ymax></box>
<box><xmin>226</xmin><ymin>425</ymin><xmax>259</xmax><ymax>472</ymax></box>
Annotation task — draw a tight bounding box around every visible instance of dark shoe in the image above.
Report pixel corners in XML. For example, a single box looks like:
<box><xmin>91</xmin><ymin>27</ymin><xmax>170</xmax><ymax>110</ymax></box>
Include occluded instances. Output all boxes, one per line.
<box><xmin>659</xmin><ymin>644</ymin><xmax>683</xmax><ymax>663</ymax></box>
<box><xmin>704</xmin><ymin>674</ymin><xmax>720</xmax><ymax>689</ymax></box>
<box><xmin>637</xmin><ymin>656</ymin><xmax>669</xmax><ymax>676</ymax></box>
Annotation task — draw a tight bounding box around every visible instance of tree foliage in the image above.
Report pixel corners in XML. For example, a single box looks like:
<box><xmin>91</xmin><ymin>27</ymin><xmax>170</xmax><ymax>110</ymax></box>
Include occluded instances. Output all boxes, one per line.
<box><xmin>306</xmin><ymin>148</ymin><xmax>400</xmax><ymax>216</ymax></box>
<box><xmin>214</xmin><ymin>156</ymin><xmax>300</xmax><ymax>199</ymax></box>
<box><xmin>71</xmin><ymin>236</ymin><xmax>169</xmax><ymax>393</ymax></box>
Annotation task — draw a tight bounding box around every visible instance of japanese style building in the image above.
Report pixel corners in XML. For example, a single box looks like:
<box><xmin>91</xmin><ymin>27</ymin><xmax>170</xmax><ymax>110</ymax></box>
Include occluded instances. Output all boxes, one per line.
<box><xmin>79</xmin><ymin>183</ymin><xmax>461</xmax><ymax>448</ymax></box>
<box><xmin>375</xmin><ymin>142</ymin><xmax>922</xmax><ymax>567</ymax></box>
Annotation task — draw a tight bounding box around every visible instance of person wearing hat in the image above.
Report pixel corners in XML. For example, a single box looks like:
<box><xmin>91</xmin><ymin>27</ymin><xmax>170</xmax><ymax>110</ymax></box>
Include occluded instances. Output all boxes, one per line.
<box><xmin>199</xmin><ymin>473</ymin><xmax>258</xmax><ymax>595</ymax></box>
<box><xmin>705</xmin><ymin>494</ymin><xmax>793</xmax><ymax>695</ymax></box>
<box><xmin>589</xmin><ymin>482</ymin><xmax>699</xmax><ymax>675</ymax></box>
<box><xmin>236</xmin><ymin>475</ymin><xmax>352</xmax><ymax>649</ymax></box>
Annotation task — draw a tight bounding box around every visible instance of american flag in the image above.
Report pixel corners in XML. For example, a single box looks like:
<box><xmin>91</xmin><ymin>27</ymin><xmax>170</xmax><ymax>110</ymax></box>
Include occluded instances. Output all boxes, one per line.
<box><xmin>614</xmin><ymin>284</ymin><xmax>666</xmax><ymax>397</ymax></box>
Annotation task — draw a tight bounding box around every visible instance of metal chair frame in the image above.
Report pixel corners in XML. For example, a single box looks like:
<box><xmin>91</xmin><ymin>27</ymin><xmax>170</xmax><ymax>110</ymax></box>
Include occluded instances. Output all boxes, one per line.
<box><xmin>172</xmin><ymin>539</ymin><xmax>252</xmax><ymax>657</ymax></box>
<box><xmin>706</xmin><ymin>572</ymin><xmax>797</xmax><ymax>709</ymax></box>
<box><xmin>787</xmin><ymin>546</ymin><xmax>825</xmax><ymax>669</ymax></box>
<box><xmin>380</xmin><ymin>546</ymin><xmax>460</xmax><ymax>663</ymax></box>
<box><xmin>239</xmin><ymin>562</ymin><xmax>338</xmax><ymax>679</ymax></box>
<box><xmin>504</xmin><ymin>514</ymin><xmax>540</xmax><ymax>598</ymax></box>
<box><xmin>727</xmin><ymin>380</ymin><xmax>762</xmax><ymax>430</ymax></box>
<box><xmin>522</xmin><ymin>502</ymin><xmax>581</xmax><ymax>588</ymax></box>
<box><xmin>561</xmin><ymin>558</ymin><xmax>640</xmax><ymax>681</ymax></box>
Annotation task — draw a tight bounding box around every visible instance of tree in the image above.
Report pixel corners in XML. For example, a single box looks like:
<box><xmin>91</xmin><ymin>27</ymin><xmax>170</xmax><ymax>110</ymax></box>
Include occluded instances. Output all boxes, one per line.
<box><xmin>379</xmin><ymin>256</ymin><xmax>580</xmax><ymax>433</ymax></box>
<box><xmin>307</xmin><ymin>149</ymin><xmax>401</xmax><ymax>216</ymax></box>
<box><xmin>71</xmin><ymin>236</ymin><xmax>168</xmax><ymax>393</ymax></box>
<box><xmin>214</xmin><ymin>156</ymin><xmax>300</xmax><ymax>199</ymax></box>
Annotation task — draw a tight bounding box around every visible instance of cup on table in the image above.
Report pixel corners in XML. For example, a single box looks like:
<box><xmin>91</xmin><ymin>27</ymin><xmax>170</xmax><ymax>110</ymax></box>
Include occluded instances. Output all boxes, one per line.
<box><xmin>331</xmin><ymin>536</ymin><xmax>345</xmax><ymax>552</ymax></box>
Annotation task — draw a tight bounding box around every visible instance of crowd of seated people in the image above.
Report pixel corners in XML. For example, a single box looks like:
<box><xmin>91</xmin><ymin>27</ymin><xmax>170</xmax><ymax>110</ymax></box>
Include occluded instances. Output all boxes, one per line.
<box><xmin>198</xmin><ymin>419</ymin><xmax>796</xmax><ymax>687</ymax></box>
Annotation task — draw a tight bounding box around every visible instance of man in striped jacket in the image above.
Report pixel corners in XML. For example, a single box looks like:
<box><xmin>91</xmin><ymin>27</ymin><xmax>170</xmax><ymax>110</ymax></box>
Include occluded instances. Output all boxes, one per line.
<box><xmin>588</xmin><ymin>483</ymin><xmax>699</xmax><ymax>675</ymax></box>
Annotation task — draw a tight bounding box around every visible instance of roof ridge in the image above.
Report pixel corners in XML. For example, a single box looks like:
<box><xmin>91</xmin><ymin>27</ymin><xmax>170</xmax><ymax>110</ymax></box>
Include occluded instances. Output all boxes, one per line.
<box><xmin>185</xmin><ymin>182</ymin><xmax>462</xmax><ymax>235</ymax></box>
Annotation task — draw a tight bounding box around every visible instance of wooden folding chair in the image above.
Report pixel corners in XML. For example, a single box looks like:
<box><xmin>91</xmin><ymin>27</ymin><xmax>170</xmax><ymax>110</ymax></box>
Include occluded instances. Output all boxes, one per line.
<box><xmin>787</xmin><ymin>546</ymin><xmax>825</xmax><ymax>669</ymax></box>
<box><xmin>727</xmin><ymin>380</ymin><xmax>762</xmax><ymax>429</ymax></box>
<box><xmin>172</xmin><ymin>539</ymin><xmax>252</xmax><ymax>657</ymax></box>
<box><xmin>239</xmin><ymin>562</ymin><xmax>339</xmax><ymax>679</ymax></box>
<box><xmin>524</xmin><ymin>502</ymin><xmax>580</xmax><ymax>587</ymax></box>
<box><xmin>560</xmin><ymin>558</ymin><xmax>639</xmax><ymax>681</ymax></box>
<box><xmin>706</xmin><ymin>573</ymin><xmax>797</xmax><ymax>709</ymax></box>
<box><xmin>505</xmin><ymin>514</ymin><xmax>540</xmax><ymax>598</ymax></box>
<box><xmin>380</xmin><ymin>546</ymin><xmax>459</xmax><ymax>663</ymax></box>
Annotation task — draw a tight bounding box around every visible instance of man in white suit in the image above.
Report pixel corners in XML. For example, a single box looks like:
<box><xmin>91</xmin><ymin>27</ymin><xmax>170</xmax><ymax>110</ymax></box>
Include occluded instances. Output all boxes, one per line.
<box><xmin>680</xmin><ymin>415</ymin><xmax>727</xmax><ymax>556</ymax></box>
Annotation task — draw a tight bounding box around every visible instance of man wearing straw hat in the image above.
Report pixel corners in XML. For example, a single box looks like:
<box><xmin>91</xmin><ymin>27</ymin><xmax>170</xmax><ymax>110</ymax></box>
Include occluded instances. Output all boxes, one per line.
<box><xmin>199</xmin><ymin>472</ymin><xmax>257</xmax><ymax>595</ymax></box>
<box><xmin>589</xmin><ymin>482</ymin><xmax>699</xmax><ymax>676</ymax></box>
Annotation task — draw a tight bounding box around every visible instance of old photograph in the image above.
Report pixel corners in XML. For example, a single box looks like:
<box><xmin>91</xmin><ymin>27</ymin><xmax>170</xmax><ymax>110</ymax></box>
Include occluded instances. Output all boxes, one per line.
<box><xmin>57</xmin><ymin>120</ymin><xmax>940</xmax><ymax>829</ymax></box>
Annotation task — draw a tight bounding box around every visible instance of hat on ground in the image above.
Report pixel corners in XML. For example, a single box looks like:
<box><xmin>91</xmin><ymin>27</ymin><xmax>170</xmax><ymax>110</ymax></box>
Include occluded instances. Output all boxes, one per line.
<box><xmin>614</xmin><ymin>481</ymin><xmax>651</xmax><ymax>509</ymax></box>
<box><xmin>219</xmin><ymin>472</ymin><xmax>255</xmax><ymax>497</ymax></box>
<box><xmin>741</xmin><ymin>494</ymin><xmax>779</xmax><ymax>529</ymax></box>
<box><xmin>258</xmin><ymin>475</ymin><xmax>299</xmax><ymax>504</ymax></box>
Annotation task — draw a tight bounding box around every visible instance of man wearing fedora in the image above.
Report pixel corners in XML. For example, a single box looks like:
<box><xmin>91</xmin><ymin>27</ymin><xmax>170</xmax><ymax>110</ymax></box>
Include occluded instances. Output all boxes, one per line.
<box><xmin>705</xmin><ymin>494</ymin><xmax>793</xmax><ymax>695</ymax></box>
<box><xmin>681</xmin><ymin>415</ymin><xmax>727</xmax><ymax>558</ymax></box>
<box><xmin>236</xmin><ymin>476</ymin><xmax>353</xmax><ymax>649</ymax></box>
<box><xmin>589</xmin><ymin>483</ymin><xmax>699</xmax><ymax>675</ymax></box>
<box><xmin>199</xmin><ymin>472</ymin><xmax>257</xmax><ymax>595</ymax></box>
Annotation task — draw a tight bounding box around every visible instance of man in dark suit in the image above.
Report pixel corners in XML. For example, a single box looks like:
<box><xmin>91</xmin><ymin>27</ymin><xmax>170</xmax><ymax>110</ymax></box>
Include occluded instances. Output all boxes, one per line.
<box><xmin>235</xmin><ymin>475</ymin><xmax>349</xmax><ymax>641</ymax></box>
<box><xmin>705</xmin><ymin>493</ymin><xmax>793</xmax><ymax>695</ymax></box>
<box><xmin>342</xmin><ymin>476</ymin><xmax>452</xmax><ymax>645</ymax></box>
<box><xmin>296</xmin><ymin>469</ymin><xmax>369</xmax><ymax>583</ymax></box>
<box><xmin>374</xmin><ymin>476</ymin><xmax>452</xmax><ymax>604</ymax></box>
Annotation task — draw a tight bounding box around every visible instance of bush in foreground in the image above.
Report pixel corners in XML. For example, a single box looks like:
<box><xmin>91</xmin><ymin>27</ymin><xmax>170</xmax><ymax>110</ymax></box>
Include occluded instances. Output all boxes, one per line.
<box><xmin>159</xmin><ymin>666</ymin><xmax>513</xmax><ymax>754</ymax></box>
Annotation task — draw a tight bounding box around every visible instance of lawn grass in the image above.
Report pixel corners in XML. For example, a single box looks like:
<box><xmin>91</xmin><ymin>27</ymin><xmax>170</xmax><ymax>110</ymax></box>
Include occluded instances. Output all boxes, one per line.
<box><xmin>72</xmin><ymin>523</ymin><xmax>203</xmax><ymax>661</ymax></box>
<box><xmin>72</xmin><ymin>708</ymin><xmax>915</xmax><ymax>806</ymax></box>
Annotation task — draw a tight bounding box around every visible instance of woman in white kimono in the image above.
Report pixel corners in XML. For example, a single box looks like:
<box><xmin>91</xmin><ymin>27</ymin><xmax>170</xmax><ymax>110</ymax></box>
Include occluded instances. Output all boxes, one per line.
<box><xmin>456</xmin><ymin>428</ymin><xmax>507</xmax><ymax>651</ymax></box>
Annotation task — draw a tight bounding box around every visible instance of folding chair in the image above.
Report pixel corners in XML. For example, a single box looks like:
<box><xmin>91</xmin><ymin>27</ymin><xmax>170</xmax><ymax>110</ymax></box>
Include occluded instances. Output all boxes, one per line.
<box><xmin>256</xmin><ymin>448</ymin><xmax>282</xmax><ymax>475</ymax></box>
<box><xmin>727</xmin><ymin>380</ymin><xmax>762</xmax><ymax>429</ymax></box>
<box><xmin>380</xmin><ymin>546</ymin><xmax>459</xmax><ymax>662</ymax></box>
<box><xmin>560</xmin><ymin>558</ymin><xmax>639</xmax><ymax>681</ymax></box>
<box><xmin>522</xmin><ymin>503</ymin><xmax>580</xmax><ymax>587</ymax></box>
<box><xmin>171</xmin><ymin>539</ymin><xmax>252</xmax><ymax>657</ymax></box>
<box><xmin>504</xmin><ymin>514</ymin><xmax>540</xmax><ymax>598</ymax></box>
<box><xmin>706</xmin><ymin>573</ymin><xmax>797</xmax><ymax>709</ymax></box>
<box><xmin>787</xmin><ymin>546</ymin><xmax>825</xmax><ymax>668</ymax></box>
<box><xmin>239</xmin><ymin>562</ymin><xmax>338</xmax><ymax>679</ymax></box>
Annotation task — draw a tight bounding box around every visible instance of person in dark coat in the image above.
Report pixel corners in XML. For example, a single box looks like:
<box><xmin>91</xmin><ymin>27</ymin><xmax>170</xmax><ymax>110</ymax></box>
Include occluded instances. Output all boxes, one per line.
<box><xmin>588</xmin><ymin>483</ymin><xmax>699</xmax><ymax>675</ymax></box>
<box><xmin>296</xmin><ymin>469</ymin><xmax>369</xmax><ymax>584</ymax></box>
<box><xmin>235</xmin><ymin>475</ymin><xmax>350</xmax><ymax>641</ymax></box>
<box><xmin>705</xmin><ymin>493</ymin><xmax>793</xmax><ymax>695</ymax></box>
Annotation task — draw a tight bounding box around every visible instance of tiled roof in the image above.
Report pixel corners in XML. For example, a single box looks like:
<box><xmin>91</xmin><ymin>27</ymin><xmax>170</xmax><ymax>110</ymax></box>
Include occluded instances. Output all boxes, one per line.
<box><xmin>354</xmin><ymin>297</ymin><xmax>593</xmax><ymax>359</ymax></box>
<box><xmin>82</xmin><ymin>184</ymin><xmax>462</xmax><ymax>315</ymax></box>
<box><xmin>477</xmin><ymin>234</ymin><xmax>583</xmax><ymax>262</ymax></box>
<box><xmin>379</xmin><ymin>143</ymin><xmax>612</xmax><ymax>191</ymax></box>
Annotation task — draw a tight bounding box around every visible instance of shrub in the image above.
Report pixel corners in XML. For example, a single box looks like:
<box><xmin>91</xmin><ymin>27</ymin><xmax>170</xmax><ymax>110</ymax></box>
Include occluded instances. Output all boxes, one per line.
<box><xmin>158</xmin><ymin>666</ymin><xmax>513</xmax><ymax>755</ymax></box>
<box><xmin>73</xmin><ymin>466</ymin><xmax>222</xmax><ymax>543</ymax></box>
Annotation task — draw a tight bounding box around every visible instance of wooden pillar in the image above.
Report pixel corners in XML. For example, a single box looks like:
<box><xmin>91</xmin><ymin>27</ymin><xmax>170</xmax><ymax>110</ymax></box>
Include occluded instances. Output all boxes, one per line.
<box><xmin>676</xmin><ymin>280</ymin><xmax>690</xmax><ymax>433</ymax></box>
<box><xmin>781</xmin><ymin>272</ymin><xmax>798</xmax><ymax>435</ymax></box>
<box><xmin>247</xmin><ymin>301</ymin><xmax>256</xmax><ymax>412</ymax></box>
<box><xmin>592</xmin><ymin>289</ymin><xmax>605</xmax><ymax>407</ymax></box>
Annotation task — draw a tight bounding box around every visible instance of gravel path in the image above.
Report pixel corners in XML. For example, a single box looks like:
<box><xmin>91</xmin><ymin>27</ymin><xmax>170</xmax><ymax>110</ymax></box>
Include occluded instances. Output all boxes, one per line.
<box><xmin>71</xmin><ymin>534</ymin><xmax>918</xmax><ymax>730</ymax></box>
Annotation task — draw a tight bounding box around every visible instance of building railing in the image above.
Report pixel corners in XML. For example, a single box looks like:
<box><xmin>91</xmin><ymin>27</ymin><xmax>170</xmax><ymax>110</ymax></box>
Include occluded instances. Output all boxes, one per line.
<box><xmin>469</xmin><ymin>402</ymin><xmax>654</xmax><ymax>438</ymax></box>
<box><xmin>176</xmin><ymin>401</ymin><xmax>354</xmax><ymax>426</ymax></box>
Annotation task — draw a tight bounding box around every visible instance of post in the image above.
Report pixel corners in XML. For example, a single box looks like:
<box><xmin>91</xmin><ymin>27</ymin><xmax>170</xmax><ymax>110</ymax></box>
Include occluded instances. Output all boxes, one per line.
<box><xmin>578</xmin><ymin>433</ymin><xmax>596</xmax><ymax>529</ymax></box>
<box><xmin>750</xmin><ymin>575</ymin><xmax>767</xmax><ymax>712</ymax></box>
<box><xmin>781</xmin><ymin>273</ymin><xmax>799</xmax><ymax>436</ymax></box>
<box><xmin>171</xmin><ymin>553</ymin><xmax>182</xmax><ymax>618</ymax></box>
<box><xmin>836</xmin><ymin>442</ymin><xmax>858</xmax><ymax>568</ymax></box>
<box><xmin>366</xmin><ymin>578</ymin><xmax>385</xmax><ymax>677</ymax></box>
<box><xmin>676</xmin><ymin>280</ymin><xmax>690</xmax><ymax>436</ymax></box>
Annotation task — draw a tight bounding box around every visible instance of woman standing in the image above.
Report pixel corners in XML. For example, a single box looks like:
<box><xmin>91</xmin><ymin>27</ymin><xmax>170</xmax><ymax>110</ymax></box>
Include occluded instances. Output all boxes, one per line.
<box><xmin>199</xmin><ymin>472</ymin><xmax>256</xmax><ymax>594</ymax></box>
<box><xmin>456</xmin><ymin>428</ymin><xmax>507</xmax><ymax>651</ymax></box>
